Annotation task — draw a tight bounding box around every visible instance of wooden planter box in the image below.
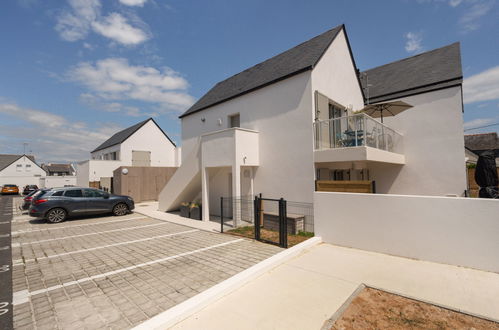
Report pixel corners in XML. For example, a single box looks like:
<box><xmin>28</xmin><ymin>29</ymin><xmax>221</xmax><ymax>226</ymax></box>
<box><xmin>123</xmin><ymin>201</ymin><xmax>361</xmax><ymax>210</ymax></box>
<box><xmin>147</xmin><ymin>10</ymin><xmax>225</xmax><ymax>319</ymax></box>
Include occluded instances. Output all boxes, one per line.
<box><xmin>263</xmin><ymin>212</ymin><xmax>304</xmax><ymax>235</ymax></box>
<box><xmin>190</xmin><ymin>206</ymin><xmax>202</xmax><ymax>220</ymax></box>
<box><xmin>180</xmin><ymin>205</ymin><xmax>190</xmax><ymax>218</ymax></box>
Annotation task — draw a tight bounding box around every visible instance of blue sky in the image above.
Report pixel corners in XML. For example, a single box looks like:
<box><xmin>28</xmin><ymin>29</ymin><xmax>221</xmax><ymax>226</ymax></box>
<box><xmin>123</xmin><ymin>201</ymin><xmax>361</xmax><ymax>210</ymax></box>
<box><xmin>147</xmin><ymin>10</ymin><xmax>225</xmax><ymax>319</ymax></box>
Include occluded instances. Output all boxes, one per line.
<box><xmin>1</xmin><ymin>0</ymin><xmax>498</xmax><ymax>162</ymax></box>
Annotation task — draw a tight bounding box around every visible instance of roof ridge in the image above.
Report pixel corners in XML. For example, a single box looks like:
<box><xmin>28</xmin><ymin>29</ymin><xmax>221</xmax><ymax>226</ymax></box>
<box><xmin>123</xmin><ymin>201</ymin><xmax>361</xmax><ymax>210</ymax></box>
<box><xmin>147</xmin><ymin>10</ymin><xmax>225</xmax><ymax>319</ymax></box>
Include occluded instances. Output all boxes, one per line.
<box><xmin>214</xmin><ymin>25</ymin><xmax>344</xmax><ymax>86</ymax></box>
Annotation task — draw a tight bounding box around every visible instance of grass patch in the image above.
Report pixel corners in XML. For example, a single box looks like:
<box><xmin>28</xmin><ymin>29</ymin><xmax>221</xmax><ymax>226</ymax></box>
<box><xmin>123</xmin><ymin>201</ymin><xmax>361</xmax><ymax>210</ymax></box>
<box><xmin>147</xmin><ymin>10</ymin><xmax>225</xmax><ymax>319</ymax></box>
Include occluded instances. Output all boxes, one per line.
<box><xmin>226</xmin><ymin>226</ymin><xmax>314</xmax><ymax>247</ymax></box>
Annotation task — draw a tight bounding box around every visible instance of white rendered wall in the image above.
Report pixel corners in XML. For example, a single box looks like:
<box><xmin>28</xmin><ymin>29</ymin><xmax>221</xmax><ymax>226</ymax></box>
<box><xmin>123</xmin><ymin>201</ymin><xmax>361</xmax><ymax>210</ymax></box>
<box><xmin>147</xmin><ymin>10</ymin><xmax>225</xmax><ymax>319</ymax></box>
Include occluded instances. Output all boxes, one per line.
<box><xmin>90</xmin><ymin>120</ymin><xmax>177</xmax><ymax>167</ymax></box>
<box><xmin>121</xmin><ymin>120</ymin><xmax>177</xmax><ymax>167</ymax></box>
<box><xmin>0</xmin><ymin>156</ymin><xmax>46</xmax><ymax>187</ymax></box>
<box><xmin>311</xmin><ymin>29</ymin><xmax>365</xmax><ymax>114</ymax></box>
<box><xmin>76</xmin><ymin>161</ymin><xmax>90</xmax><ymax>187</ymax></box>
<box><xmin>90</xmin><ymin>144</ymin><xmax>120</xmax><ymax>160</ymax></box>
<box><xmin>76</xmin><ymin>160</ymin><xmax>122</xmax><ymax>186</ymax></box>
<box><xmin>315</xmin><ymin>192</ymin><xmax>499</xmax><ymax>273</ymax></box>
<box><xmin>371</xmin><ymin>87</ymin><xmax>466</xmax><ymax>196</ymax></box>
<box><xmin>182</xmin><ymin>71</ymin><xmax>315</xmax><ymax>204</ymax></box>
<box><xmin>39</xmin><ymin>176</ymin><xmax>77</xmax><ymax>188</ymax></box>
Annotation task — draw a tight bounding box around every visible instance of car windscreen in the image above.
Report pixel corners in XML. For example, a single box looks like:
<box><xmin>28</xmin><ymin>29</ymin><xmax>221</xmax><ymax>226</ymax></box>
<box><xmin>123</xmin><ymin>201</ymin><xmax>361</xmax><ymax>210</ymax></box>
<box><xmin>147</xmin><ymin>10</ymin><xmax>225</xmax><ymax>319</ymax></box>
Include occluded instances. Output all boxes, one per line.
<box><xmin>4</xmin><ymin>185</ymin><xmax>17</xmax><ymax>188</ymax></box>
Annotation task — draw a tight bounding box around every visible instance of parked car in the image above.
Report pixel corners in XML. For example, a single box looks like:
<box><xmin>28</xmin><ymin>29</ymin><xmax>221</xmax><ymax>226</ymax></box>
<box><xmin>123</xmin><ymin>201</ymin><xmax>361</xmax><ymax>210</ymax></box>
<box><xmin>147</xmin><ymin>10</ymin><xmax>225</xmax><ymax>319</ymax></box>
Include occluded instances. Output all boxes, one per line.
<box><xmin>23</xmin><ymin>185</ymin><xmax>38</xmax><ymax>195</ymax></box>
<box><xmin>1</xmin><ymin>184</ymin><xmax>19</xmax><ymax>195</ymax></box>
<box><xmin>21</xmin><ymin>189</ymin><xmax>47</xmax><ymax>211</ymax></box>
<box><xmin>29</xmin><ymin>187</ymin><xmax>135</xmax><ymax>223</ymax></box>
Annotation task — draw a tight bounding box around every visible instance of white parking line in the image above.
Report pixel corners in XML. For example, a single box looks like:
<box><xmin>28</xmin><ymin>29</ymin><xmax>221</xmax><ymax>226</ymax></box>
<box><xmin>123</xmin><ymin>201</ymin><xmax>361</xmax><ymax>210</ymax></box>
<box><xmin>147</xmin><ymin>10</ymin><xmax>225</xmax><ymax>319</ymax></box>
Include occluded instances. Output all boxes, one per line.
<box><xmin>16</xmin><ymin>222</ymin><xmax>170</xmax><ymax>246</ymax></box>
<box><xmin>13</xmin><ymin>229</ymin><xmax>199</xmax><ymax>265</ymax></box>
<box><xmin>11</xmin><ymin>216</ymin><xmax>147</xmax><ymax>234</ymax></box>
<box><xmin>13</xmin><ymin>238</ymin><xmax>244</xmax><ymax>305</ymax></box>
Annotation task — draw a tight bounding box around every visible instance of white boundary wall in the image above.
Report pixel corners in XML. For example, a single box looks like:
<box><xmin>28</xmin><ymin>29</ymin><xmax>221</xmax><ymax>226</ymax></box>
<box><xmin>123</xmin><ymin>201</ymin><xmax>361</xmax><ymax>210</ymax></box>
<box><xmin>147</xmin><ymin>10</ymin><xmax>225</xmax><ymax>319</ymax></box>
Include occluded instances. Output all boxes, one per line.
<box><xmin>314</xmin><ymin>192</ymin><xmax>499</xmax><ymax>273</ymax></box>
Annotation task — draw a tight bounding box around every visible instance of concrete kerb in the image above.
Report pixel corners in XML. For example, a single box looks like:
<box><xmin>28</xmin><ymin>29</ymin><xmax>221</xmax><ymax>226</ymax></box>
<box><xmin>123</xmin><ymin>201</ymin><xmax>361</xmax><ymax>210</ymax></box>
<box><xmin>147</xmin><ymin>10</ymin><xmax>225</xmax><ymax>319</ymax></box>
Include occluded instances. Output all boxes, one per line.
<box><xmin>132</xmin><ymin>236</ymin><xmax>322</xmax><ymax>330</ymax></box>
<box><xmin>133</xmin><ymin>209</ymin><xmax>220</xmax><ymax>233</ymax></box>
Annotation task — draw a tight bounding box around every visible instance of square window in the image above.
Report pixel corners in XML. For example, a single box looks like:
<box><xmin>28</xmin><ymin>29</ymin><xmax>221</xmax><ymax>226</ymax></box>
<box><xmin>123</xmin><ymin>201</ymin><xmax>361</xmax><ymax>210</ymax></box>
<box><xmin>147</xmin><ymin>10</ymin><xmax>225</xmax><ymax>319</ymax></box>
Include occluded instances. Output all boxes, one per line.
<box><xmin>229</xmin><ymin>113</ymin><xmax>240</xmax><ymax>128</ymax></box>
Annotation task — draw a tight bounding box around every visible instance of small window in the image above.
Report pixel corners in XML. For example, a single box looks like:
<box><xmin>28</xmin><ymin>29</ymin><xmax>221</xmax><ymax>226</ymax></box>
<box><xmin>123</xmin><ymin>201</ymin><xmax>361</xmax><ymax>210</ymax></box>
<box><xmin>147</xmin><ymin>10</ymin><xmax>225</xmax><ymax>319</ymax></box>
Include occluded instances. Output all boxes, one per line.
<box><xmin>229</xmin><ymin>113</ymin><xmax>240</xmax><ymax>128</ymax></box>
<box><xmin>16</xmin><ymin>164</ymin><xmax>22</xmax><ymax>172</ymax></box>
<box><xmin>52</xmin><ymin>190</ymin><xmax>64</xmax><ymax>196</ymax></box>
<box><xmin>64</xmin><ymin>189</ymin><xmax>83</xmax><ymax>197</ymax></box>
<box><xmin>26</xmin><ymin>164</ymin><xmax>31</xmax><ymax>172</ymax></box>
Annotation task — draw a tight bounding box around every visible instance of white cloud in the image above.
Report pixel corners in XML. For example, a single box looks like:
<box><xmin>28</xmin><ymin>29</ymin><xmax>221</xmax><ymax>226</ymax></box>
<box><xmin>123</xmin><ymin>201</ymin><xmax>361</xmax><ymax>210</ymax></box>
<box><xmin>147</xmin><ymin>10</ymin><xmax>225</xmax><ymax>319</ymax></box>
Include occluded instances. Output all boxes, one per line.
<box><xmin>404</xmin><ymin>32</ymin><xmax>423</xmax><ymax>53</ymax></box>
<box><xmin>91</xmin><ymin>13</ymin><xmax>149</xmax><ymax>45</ymax></box>
<box><xmin>55</xmin><ymin>0</ymin><xmax>101</xmax><ymax>41</ymax></box>
<box><xmin>463</xmin><ymin>66</ymin><xmax>499</xmax><ymax>104</ymax></box>
<box><xmin>69</xmin><ymin>58</ymin><xmax>195</xmax><ymax>111</ymax></box>
<box><xmin>80</xmin><ymin>93</ymin><xmax>154</xmax><ymax>117</ymax></box>
<box><xmin>449</xmin><ymin>0</ymin><xmax>463</xmax><ymax>7</ymax></box>
<box><xmin>55</xmin><ymin>0</ymin><xmax>149</xmax><ymax>45</ymax></box>
<box><xmin>0</xmin><ymin>103</ymin><xmax>121</xmax><ymax>162</ymax></box>
<box><xmin>459</xmin><ymin>1</ymin><xmax>494</xmax><ymax>32</ymax></box>
<box><xmin>119</xmin><ymin>0</ymin><xmax>148</xmax><ymax>6</ymax></box>
<box><xmin>463</xmin><ymin>117</ymin><xmax>496</xmax><ymax>129</ymax></box>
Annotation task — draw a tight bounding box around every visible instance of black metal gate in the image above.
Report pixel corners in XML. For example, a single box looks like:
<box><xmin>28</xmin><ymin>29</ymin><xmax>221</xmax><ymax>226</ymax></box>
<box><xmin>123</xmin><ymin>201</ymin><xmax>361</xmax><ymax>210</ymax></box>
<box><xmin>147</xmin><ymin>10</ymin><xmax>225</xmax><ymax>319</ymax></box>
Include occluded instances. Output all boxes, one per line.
<box><xmin>254</xmin><ymin>195</ymin><xmax>288</xmax><ymax>248</ymax></box>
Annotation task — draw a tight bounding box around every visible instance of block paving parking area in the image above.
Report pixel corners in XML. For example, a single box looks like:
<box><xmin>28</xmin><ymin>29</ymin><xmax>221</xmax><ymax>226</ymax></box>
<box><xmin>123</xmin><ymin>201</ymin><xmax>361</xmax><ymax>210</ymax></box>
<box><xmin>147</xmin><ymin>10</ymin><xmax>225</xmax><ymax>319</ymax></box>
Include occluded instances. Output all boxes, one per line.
<box><xmin>9</xmin><ymin>198</ymin><xmax>282</xmax><ymax>329</ymax></box>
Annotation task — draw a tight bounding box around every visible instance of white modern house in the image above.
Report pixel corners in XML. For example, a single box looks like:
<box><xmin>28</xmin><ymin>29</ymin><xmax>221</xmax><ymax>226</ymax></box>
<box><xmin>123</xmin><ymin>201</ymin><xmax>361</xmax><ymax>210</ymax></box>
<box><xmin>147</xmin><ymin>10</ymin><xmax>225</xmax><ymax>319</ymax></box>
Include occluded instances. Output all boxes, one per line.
<box><xmin>0</xmin><ymin>154</ymin><xmax>46</xmax><ymax>188</ymax></box>
<box><xmin>77</xmin><ymin>118</ymin><xmax>179</xmax><ymax>189</ymax></box>
<box><xmin>158</xmin><ymin>24</ymin><xmax>467</xmax><ymax>222</ymax></box>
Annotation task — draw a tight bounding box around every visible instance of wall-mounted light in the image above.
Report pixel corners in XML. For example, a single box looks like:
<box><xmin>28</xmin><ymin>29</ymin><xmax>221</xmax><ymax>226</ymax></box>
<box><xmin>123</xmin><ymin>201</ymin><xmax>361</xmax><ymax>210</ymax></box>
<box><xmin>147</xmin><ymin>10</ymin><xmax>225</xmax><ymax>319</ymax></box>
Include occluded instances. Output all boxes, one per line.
<box><xmin>217</xmin><ymin>118</ymin><xmax>222</xmax><ymax>126</ymax></box>
<box><xmin>122</xmin><ymin>168</ymin><xmax>129</xmax><ymax>175</ymax></box>
<box><xmin>201</xmin><ymin>118</ymin><xmax>206</xmax><ymax>122</ymax></box>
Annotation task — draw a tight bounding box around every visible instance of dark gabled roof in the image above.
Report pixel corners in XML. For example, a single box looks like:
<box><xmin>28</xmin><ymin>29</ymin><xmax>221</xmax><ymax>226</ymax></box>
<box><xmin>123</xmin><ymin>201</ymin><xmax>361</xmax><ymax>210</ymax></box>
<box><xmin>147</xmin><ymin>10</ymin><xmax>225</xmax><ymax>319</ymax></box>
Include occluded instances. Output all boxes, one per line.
<box><xmin>0</xmin><ymin>154</ymin><xmax>36</xmax><ymax>172</ymax></box>
<box><xmin>464</xmin><ymin>132</ymin><xmax>499</xmax><ymax>153</ymax></box>
<box><xmin>361</xmin><ymin>43</ymin><xmax>463</xmax><ymax>104</ymax></box>
<box><xmin>91</xmin><ymin>118</ymin><xmax>176</xmax><ymax>153</ymax></box>
<box><xmin>42</xmin><ymin>163</ymin><xmax>73</xmax><ymax>173</ymax></box>
<box><xmin>180</xmin><ymin>25</ymin><xmax>344</xmax><ymax>118</ymax></box>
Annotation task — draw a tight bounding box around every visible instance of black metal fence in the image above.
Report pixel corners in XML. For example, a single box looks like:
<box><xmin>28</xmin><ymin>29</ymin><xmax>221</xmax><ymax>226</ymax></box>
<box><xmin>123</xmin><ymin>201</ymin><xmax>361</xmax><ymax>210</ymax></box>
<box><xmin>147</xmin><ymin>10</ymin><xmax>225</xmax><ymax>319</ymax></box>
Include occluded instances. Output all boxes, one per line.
<box><xmin>220</xmin><ymin>194</ymin><xmax>314</xmax><ymax>249</ymax></box>
<box><xmin>220</xmin><ymin>196</ymin><xmax>254</xmax><ymax>232</ymax></box>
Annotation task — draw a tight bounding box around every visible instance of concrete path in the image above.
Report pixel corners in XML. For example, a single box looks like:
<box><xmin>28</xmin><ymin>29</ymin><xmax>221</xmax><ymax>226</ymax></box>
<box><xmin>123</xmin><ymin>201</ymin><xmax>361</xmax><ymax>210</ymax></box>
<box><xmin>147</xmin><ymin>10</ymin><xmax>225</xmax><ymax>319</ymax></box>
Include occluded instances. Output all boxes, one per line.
<box><xmin>171</xmin><ymin>243</ymin><xmax>499</xmax><ymax>329</ymax></box>
<box><xmin>134</xmin><ymin>202</ymin><xmax>222</xmax><ymax>233</ymax></box>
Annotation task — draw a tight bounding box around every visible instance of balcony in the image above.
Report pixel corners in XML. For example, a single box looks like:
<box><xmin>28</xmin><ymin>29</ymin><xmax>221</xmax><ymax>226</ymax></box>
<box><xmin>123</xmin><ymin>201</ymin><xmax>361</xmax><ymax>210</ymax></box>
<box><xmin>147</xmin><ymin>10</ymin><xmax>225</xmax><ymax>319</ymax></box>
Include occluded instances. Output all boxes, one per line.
<box><xmin>313</xmin><ymin>113</ymin><xmax>405</xmax><ymax>164</ymax></box>
<box><xmin>201</xmin><ymin>127</ymin><xmax>259</xmax><ymax>167</ymax></box>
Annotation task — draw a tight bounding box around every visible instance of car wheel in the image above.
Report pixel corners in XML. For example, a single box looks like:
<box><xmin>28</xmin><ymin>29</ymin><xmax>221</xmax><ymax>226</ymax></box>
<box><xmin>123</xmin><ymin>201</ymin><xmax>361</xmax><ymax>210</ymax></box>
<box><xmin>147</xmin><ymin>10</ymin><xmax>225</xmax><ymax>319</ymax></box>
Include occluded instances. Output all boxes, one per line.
<box><xmin>46</xmin><ymin>208</ymin><xmax>67</xmax><ymax>223</ymax></box>
<box><xmin>113</xmin><ymin>203</ymin><xmax>128</xmax><ymax>216</ymax></box>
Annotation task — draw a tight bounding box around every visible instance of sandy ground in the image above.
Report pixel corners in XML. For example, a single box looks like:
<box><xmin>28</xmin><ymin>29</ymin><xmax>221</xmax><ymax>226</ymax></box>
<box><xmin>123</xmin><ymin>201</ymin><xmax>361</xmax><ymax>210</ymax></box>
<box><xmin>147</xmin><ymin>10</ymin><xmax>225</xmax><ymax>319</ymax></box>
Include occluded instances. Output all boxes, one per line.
<box><xmin>330</xmin><ymin>287</ymin><xmax>499</xmax><ymax>330</ymax></box>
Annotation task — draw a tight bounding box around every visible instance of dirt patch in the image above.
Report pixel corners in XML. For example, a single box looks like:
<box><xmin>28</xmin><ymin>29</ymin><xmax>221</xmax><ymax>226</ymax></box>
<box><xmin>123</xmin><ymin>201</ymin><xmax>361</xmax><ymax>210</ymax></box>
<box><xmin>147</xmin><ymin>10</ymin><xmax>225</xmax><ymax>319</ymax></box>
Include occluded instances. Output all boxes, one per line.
<box><xmin>329</xmin><ymin>287</ymin><xmax>499</xmax><ymax>330</ymax></box>
<box><xmin>225</xmin><ymin>226</ymin><xmax>313</xmax><ymax>247</ymax></box>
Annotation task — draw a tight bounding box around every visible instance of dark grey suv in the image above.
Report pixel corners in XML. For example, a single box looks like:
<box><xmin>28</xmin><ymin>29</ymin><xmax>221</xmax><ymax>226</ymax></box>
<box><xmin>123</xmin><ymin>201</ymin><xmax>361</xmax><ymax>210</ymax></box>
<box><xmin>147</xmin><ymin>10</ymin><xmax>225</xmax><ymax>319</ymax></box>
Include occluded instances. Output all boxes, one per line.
<box><xmin>29</xmin><ymin>187</ymin><xmax>135</xmax><ymax>223</ymax></box>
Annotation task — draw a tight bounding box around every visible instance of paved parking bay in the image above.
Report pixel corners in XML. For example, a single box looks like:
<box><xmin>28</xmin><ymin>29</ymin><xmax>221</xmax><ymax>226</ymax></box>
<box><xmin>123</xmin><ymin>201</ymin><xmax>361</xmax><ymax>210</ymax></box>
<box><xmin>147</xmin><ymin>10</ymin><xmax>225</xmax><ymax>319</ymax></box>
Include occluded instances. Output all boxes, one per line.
<box><xmin>0</xmin><ymin>195</ymin><xmax>14</xmax><ymax>330</ymax></box>
<box><xmin>9</xmin><ymin>198</ymin><xmax>282</xmax><ymax>329</ymax></box>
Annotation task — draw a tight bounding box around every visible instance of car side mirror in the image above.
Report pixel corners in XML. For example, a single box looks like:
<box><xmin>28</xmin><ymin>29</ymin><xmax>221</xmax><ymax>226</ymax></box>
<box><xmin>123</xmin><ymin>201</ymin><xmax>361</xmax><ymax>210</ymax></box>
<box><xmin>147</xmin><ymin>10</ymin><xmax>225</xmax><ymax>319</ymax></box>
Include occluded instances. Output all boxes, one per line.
<box><xmin>103</xmin><ymin>194</ymin><xmax>110</xmax><ymax>199</ymax></box>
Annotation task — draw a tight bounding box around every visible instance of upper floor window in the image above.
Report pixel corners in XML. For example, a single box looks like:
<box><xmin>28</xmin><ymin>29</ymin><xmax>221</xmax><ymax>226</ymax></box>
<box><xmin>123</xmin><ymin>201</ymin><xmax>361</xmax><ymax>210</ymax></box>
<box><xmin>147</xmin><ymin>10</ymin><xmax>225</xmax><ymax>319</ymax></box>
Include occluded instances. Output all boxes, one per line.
<box><xmin>16</xmin><ymin>164</ymin><xmax>22</xmax><ymax>172</ymax></box>
<box><xmin>228</xmin><ymin>113</ymin><xmax>240</xmax><ymax>128</ymax></box>
<box><xmin>26</xmin><ymin>164</ymin><xmax>31</xmax><ymax>172</ymax></box>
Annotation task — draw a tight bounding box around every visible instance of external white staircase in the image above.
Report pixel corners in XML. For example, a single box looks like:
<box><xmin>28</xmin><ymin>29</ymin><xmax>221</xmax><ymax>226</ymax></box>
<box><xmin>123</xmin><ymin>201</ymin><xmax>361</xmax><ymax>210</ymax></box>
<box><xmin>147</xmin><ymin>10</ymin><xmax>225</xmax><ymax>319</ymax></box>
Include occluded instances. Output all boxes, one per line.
<box><xmin>158</xmin><ymin>140</ymin><xmax>201</xmax><ymax>212</ymax></box>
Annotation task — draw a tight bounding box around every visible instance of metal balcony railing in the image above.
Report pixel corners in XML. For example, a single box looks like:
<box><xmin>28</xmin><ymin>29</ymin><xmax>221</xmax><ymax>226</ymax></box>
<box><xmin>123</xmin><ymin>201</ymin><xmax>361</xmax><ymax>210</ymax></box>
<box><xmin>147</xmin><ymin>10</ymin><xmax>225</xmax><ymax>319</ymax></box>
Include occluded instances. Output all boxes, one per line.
<box><xmin>314</xmin><ymin>113</ymin><xmax>403</xmax><ymax>153</ymax></box>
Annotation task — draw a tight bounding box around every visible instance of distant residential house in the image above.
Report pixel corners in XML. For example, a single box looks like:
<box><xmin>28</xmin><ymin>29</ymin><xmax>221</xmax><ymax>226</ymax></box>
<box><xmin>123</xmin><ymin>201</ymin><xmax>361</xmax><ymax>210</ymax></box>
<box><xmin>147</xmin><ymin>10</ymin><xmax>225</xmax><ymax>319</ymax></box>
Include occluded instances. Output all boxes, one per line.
<box><xmin>42</xmin><ymin>163</ymin><xmax>75</xmax><ymax>176</ymax></box>
<box><xmin>0</xmin><ymin>154</ymin><xmax>46</xmax><ymax>187</ymax></box>
<box><xmin>464</xmin><ymin>132</ymin><xmax>499</xmax><ymax>159</ymax></box>
<box><xmin>158</xmin><ymin>24</ymin><xmax>467</xmax><ymax>222</ymax></box>
<box><xmin>76</xmin><ymin>118</ymin><xmax>179</xmax><ymax>189</ymax></box>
